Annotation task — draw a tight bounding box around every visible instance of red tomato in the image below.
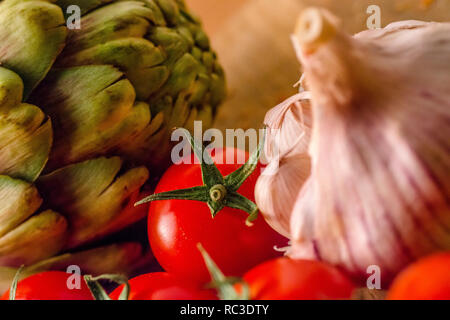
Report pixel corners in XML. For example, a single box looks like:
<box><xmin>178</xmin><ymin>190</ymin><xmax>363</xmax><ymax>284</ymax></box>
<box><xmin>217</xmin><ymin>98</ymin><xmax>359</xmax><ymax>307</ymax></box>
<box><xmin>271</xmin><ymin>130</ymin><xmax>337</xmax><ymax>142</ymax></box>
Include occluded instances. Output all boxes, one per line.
<box><xmin>388</xmin><ymin>252</ymin><xmax>450</xmax><ymax>300</ymax></box>
<box><xmin>1</xmin><ymin>271</ymin><xmax>93</xmax><ymax>300</ymax></box>
<box><xmin>109</xmin><ymin>273</ymin><xmax>217</xmax><ymax>300</ymax></box>
<box><xmin>148</xmin><ymin>147</ymin><xmax>287</xmax><ymax>283</ymax></box>
<box><xmin>239</xmin><ymin>258</ymin><xmax>355</xmax><ymax>300</ymax></box>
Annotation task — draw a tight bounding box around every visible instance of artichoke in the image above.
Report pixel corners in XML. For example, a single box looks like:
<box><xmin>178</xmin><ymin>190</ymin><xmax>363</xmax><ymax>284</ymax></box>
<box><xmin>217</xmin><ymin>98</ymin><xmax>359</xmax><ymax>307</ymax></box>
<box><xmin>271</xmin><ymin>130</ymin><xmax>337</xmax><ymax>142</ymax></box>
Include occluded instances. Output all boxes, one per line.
<box><xmin>0</xmin><ymin>0</ymin><xmax>225</xmax><ymax>292</ymax></box>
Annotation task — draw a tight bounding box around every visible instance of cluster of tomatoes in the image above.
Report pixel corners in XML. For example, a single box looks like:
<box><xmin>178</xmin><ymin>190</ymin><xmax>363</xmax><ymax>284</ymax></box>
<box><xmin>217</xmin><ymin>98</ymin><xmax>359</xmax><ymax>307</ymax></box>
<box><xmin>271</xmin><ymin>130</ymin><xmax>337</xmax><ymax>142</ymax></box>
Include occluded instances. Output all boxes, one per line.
<box><xmin>2</xmin><ymin>147</ymin><xmax>449</xmax><ymax>300</ymax></box>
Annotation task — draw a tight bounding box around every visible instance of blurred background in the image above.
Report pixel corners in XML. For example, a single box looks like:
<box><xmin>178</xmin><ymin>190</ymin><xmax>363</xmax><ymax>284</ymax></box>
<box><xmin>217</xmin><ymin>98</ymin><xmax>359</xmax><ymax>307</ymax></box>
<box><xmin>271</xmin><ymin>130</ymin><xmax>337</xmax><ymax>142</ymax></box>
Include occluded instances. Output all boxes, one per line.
<box><xmin>186</xmin><ymin>0</ymin><xmax>450</xmax><ymax>132</ymax></box>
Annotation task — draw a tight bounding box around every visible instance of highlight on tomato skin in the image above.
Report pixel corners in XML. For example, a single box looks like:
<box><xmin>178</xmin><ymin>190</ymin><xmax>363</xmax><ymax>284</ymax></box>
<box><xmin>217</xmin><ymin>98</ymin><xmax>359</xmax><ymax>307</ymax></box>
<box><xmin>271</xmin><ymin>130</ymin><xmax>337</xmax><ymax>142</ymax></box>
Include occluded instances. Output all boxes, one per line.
<box><xmin>0</xmin><ymin>271</ymin><xmax>93</xmax><ymax>301</ymax></box>
<box><xmin>387</xmin><ymin>252</ymin><xmax>450</xmax><ymax>300</ymax></box>
<box><xmin>238</xmin><ymin>257</ymin><xmax>356</xmax><ymax>300</ymax></box>
<box><xmin>109</xmin><ymin>272</ymin><xmax>218</xmax><ymax>300</ymax></box>
<box><xmin>147</xmin><ymin>147</ymin><xmax>289</xmax><ymax>284</ymax></box>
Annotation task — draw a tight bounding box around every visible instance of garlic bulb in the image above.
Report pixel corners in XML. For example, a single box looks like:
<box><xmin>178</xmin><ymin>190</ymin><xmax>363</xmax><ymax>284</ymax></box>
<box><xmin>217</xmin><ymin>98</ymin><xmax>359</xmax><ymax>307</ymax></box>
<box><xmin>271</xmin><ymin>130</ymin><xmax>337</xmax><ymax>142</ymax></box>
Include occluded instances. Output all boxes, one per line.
<box><xmin>256</xmin><ymin>93</ymin><xmax>312</xmax><ymax>238</ymax></box>
<box><xmin>287</xmin><ymin>8</ymin><xmax>450</xmax><ymax>283</ymax></box>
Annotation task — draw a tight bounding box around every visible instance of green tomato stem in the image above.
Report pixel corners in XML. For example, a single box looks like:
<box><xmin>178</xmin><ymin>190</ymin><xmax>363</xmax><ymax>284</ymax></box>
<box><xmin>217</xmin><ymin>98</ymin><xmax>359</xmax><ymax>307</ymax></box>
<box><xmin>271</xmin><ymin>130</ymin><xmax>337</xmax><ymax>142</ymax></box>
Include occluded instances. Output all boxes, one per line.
<box><xmin>197</xmin><ymin>243</ymin><xmax>250</xmax><ymax>301</ymax></box>
<box><xmin>84</xmin><ymin>274</ymin><xmax>130</xmax><ymax>300</ymax></box>
<box><xmin>135</xmin><ymin>129</ymin><xmax>266</xmax><ymax>224</ymax></box>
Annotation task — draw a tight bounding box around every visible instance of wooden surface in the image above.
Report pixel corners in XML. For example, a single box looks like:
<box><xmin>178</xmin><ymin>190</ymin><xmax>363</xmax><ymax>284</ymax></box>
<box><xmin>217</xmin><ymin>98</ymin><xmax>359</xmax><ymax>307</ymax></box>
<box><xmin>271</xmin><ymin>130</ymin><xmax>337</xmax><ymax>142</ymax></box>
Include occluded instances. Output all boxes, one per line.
<box><xmin>187</xmin><ymin>0</ymin><xmax>303</xmax><ymax>132</ymax></box>
<box><xmin>186</xmin><ymin>0</ymin><xmax>450</xmax><ymax>133</ymax></box>
<box><xmin>186</xmin><ymin>0</ymin><xmax>249</xmax><ymax>34</ymax></box>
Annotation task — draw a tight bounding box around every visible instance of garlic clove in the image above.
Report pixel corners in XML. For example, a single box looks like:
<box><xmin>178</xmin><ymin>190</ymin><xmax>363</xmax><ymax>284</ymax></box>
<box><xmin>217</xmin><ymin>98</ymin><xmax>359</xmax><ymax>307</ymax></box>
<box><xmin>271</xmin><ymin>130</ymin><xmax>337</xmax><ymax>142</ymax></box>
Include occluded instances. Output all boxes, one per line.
<box><xmin>256</xmin><ymin>92</ymin><xmax>312</xmax><ymax>238</ymax></box>
<box><xmin>256</xmin><ymin>153</ymin><xmax>311</xmax><ymax>238</ymax></box>
<box><xmin>263</xmin><ymin>92</ymin><xmax>312</xmax><ymax>162</ymax></box>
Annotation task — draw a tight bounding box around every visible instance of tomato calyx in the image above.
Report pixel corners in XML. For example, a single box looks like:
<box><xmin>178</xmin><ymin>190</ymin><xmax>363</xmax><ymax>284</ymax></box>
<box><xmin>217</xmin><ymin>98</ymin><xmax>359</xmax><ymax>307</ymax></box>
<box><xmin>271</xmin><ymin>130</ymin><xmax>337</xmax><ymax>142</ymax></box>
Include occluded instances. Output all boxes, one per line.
<box><xmin>136</xmin><ymin>129</ymin><xmax>265</xmax><ymax>225</ymax></box>
<box><xmin>197</xmin><ymin>243</ymin><xmax>250</xmax><ymax>300</ymax></box>
<box><xmin>84</xmin><ymin>274</ymin><xmax>130</xmax><ymax>300</ymax></box>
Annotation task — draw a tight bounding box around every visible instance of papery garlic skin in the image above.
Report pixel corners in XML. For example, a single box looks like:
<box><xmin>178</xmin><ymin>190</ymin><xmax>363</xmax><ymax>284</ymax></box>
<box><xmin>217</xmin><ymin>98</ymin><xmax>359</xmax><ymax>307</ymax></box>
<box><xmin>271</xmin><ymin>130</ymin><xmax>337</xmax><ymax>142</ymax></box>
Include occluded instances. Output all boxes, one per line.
<box><xmin>289</xmin><ymin>8</ymin><xmax>450</xmax><ymax>284</ymax></box>
<box><xmin>256</xmin><ymin>94</ymin><xmax>312</xmax><ymax>238</ymax></box>
<box><xmin>263</xmin><ymin>92</ymin><xmax>312</xmax><ymax>162</ymax></box>
<box><xmin>256</xmin><ymin>153</ymin><xmax>311</xmax><ymax>238</ymax></box>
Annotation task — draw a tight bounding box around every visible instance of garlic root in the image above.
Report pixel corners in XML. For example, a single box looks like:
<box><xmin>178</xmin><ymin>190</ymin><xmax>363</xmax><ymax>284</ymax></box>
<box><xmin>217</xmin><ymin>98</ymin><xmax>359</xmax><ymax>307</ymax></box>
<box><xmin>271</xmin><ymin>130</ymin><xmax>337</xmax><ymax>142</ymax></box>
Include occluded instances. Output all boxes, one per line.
<box><xmin>294</xmin><ymin>8</ymin><xmax>338</xmax><ymax>54</ymax></box>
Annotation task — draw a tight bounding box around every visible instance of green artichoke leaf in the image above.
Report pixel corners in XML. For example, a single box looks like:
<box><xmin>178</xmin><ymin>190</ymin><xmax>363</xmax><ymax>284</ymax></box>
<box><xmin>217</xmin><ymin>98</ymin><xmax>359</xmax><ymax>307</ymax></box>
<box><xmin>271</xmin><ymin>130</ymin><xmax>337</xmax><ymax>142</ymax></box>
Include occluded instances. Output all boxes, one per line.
<box><xmin>37</xmin><ymin>157</ymin><xmax>149</xmax><ymax>249</ymax></box>
<box><xmin>0</xmin><ymin>176</ymin><xmax>42</xmax><ymax>238</ymax></box>
<box><xmin>55</xmin><ymin>0</ymin><xmax>114</xmax><ymax>17</ymax></box>
<box><xmin>149</xmin><ymin>27</ymin><xmax>191</xmax><ymax>65</ymax></box>
<box><xmin>140</xmin><ymin>0</ymin><xmax>166</xmax><ymax>26</ymax></box>
<box><xmin>59</xmin><ymin>1</ymin><xmax>157</xmax><ymax>55</ymax></box>
<box><xmin>118</xmin><ymin>92</ymin><xmax>190</xmax><ymax>171</ymax></box>
<box><xmin>0</xmin><ymin>68</ymin><xmax>24</xmax><ymax>113</ymax></box>
<box><xmin>0</xmin><ymin>0</ymin><xmax>67</xmax><ymax>98</ymax></box>
<box><xmin>0</xmin><ymin>210</ymin><xmax>68</xmax><ymax>267</ymax></box>
<box><xmin>0</xmin><ymin>67</ymin><xmax>52</xmax><ymax>182</ymax></box>
<box><xmin>187</xmin><ymin>73</ymin><xmax>210</xmax><ymax>105</ymax></box>
<box><xmin>130</xmin><ymin>66</ymin><xmax>171</xmax><ymax>100</ymax></box>
<box><xmin>116</xmin><ymin>109</ymin><xmax>165</xmax><ymax>166</ymax></box>
<box><xmin>56</xmin><ymin>38</ymin><xmax>168</xmax><ymax>101</ymax></box>
<box><xmin>210</xmin><ymin>71</ymin><xmax>227</xmax><ymax>107</ymax></box>
<box><xmin>111</xmin><ymin>101</ymin><xmax>158</xmax><ymax>147</ymax></box>
<box><xmin>0</xmin><ymin>102</ymin><xmax>52</xmax><ymax>182</ymax></box>
<box><xmin>119</xmin><ymin>93</ymin><xmax>213</xmax><ymax>172</ymax></box>
<box><xmin>149</xmin><ymin>52</ymin><xmax>201</xmax><ymax>103</ymax></box>
<box><xmin>155</xmin><ymin>0</ymin><xmax>180</xmax><ymax>25</ymax></box>
<box><xmin>29</xmin><ymin>65</ymin><xmax>152</xmax><ymax>169</ymax></box>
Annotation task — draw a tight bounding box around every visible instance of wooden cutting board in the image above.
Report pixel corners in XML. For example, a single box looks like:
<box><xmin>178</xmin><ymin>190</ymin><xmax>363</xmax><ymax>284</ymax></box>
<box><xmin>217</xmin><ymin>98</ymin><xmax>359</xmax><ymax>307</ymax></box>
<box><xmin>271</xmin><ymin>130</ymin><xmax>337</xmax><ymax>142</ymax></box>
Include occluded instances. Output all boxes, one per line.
<box><xmin>187</xmin><ymin>0</ymin><xmax>450</xmax><ymax>133</ymax></box>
